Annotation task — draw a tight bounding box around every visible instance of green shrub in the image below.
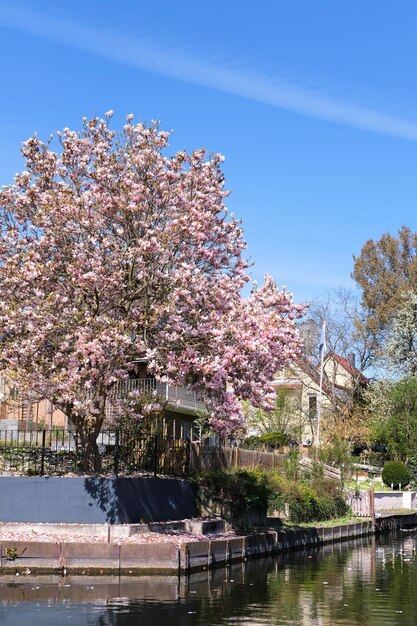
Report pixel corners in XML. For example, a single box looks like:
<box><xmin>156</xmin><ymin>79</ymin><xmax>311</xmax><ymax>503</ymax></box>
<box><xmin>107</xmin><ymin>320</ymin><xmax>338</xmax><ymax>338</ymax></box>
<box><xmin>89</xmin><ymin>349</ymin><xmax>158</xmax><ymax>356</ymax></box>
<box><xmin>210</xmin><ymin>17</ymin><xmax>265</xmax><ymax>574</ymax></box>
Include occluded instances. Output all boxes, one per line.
<box><xmin>265</xmin><ymin>469</ymin><xmax>286</xmax><ymax>514</ymax></box>
<box><xmin>310</xmin><ymin>476</ymin><xmax>342</xmax><ymax>499</ymax></box>
<box><xmin>288</xmin><ymin>484</ymin><xmax>318</xmax><ymax>523</ymax></box>
<box><xmin>382</xmin><ymin>460</ymin><xmax>411</xmax><ymax>490</ymax></box>
<box><xmin>243</xmin><ymin>432</ymin><xmax>290</xmax><ymax>451</ymax></box>
<box><xmin>195</xmin><ymin>465</ymin><xmax>350</xmax><ymax>526</ymax></box>
<box><xmin>286</xmin><ymin>481</ymin><xmax>349</xmax><ymax>523</ymax></box>
<box><xmin>334</xmin><ymin>494</ymin><xmax>350</xmax><ymax>518</ymax></box>
<box><xmin>284</xmin><ymin>447</ymin><xmax>300</xmax><ymax>481</ymax></box>
<box><xmin>265</xmin><ymin>468</ymin><xmax>286</xmax><ymax>492</ymax></box>
<box><xmin>406</xmin><ymin>453</ymin><xmax>417</xmax><ymax>489</ymax></box>
<box><xmin>259</xmin><ymin>432</ymin><xmax>290</xmax><ymax>449</ymax></box>
<box><xmin>243</xmin><ymin>435</ymin><xmax>262</xmax><ymax>450</ymax></box>
<box><xmin>194</xmin><ymin>468</ymin><xmax>271</xmax><ymax>521</ymax></box>
<box><xmin>317</xmin><ymin>438</ymin><xmax>354</xmax><ymax>484</ymax></box>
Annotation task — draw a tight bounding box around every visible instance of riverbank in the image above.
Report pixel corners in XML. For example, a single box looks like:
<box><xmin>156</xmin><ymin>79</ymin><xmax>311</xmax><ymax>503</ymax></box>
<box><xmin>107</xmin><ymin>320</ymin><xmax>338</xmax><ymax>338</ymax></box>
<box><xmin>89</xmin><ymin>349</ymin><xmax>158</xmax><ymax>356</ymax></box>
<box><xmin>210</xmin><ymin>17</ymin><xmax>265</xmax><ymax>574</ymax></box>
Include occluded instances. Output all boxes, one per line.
<box><xmin>1</xmin><ymin>513</ymin><xmax>416</xmax><ymax>575</ymax></box>
<box><xmin>0</xmin><ymin>531</ymin><xmax>412</xmax><ymax>626</ymax></box>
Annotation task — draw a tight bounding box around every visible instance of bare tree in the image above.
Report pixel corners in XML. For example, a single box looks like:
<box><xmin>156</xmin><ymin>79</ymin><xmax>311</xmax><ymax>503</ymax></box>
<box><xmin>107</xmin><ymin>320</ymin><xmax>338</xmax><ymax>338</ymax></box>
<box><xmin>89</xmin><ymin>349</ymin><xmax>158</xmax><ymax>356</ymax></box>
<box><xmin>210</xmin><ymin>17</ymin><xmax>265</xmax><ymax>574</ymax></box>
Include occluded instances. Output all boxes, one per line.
<box><xmin>299</xmin><ymin>287</ymin><xmax>379</xmax><ymax>376</ymax></box>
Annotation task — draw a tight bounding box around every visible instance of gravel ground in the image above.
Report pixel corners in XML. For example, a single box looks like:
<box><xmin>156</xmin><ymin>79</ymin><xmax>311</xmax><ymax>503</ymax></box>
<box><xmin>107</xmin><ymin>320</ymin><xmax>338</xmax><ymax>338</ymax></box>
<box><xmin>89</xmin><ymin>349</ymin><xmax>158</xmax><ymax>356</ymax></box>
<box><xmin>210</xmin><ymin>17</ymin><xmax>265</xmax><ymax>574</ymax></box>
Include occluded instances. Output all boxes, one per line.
<box><xmin>0</xmin><ymin>529</ymin><xmax>237</xmax><ymax>546</ymax></box>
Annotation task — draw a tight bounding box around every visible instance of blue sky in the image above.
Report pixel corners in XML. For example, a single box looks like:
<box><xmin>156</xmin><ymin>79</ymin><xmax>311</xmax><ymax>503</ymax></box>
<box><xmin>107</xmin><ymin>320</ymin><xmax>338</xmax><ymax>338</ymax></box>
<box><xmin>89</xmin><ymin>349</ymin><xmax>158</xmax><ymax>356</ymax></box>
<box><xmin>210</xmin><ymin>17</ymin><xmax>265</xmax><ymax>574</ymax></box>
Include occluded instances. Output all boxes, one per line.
<box><xmin>1</xmin><ymin>1</ymin><xmax>417</xmax><ymax>304</ymax></box>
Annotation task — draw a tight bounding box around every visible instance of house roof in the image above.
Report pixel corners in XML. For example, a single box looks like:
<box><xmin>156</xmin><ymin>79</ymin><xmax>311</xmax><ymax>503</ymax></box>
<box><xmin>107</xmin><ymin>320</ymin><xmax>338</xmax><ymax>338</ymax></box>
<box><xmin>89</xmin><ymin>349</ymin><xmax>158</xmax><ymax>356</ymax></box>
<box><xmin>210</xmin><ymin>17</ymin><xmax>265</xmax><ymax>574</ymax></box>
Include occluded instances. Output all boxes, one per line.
<box><xmin>276</xmin><ymin>351</ymin><xmax>367</xmax><ymax>402</ymax></box>
<box><xmin>272</xmin><ymin>381</ymin><xmax>303</xmax><ymax>390</ymax></box>
<box><xmin>324</xmin><ymin>352</ymin><xmax>368</xmax><ymax>385</ymax></box>
<box><xmin>290</xmin><ymin>356</ymin><xmax>335</xmax><ymax>398</ymax></box>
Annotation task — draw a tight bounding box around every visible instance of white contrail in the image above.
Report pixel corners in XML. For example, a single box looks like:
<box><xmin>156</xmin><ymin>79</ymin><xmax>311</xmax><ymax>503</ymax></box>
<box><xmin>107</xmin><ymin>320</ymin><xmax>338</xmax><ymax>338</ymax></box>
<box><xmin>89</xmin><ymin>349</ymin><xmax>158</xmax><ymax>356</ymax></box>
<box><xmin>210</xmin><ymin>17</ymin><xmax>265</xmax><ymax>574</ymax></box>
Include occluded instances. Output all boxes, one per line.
<box><xmin>1</xmin><ymin>2</ymin><xmax>417</xmax><ymax>141</ymax></box>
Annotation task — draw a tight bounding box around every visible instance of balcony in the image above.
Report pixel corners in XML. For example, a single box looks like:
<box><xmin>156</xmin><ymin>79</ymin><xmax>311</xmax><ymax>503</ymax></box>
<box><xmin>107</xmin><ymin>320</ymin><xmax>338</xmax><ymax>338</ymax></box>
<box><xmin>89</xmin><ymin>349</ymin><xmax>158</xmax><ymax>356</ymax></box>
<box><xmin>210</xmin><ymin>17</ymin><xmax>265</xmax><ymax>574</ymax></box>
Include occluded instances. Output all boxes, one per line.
<box><xmin>108</xmin><ymin>378</ymin><xmax>207</xmax><ymax>415</ymax></box>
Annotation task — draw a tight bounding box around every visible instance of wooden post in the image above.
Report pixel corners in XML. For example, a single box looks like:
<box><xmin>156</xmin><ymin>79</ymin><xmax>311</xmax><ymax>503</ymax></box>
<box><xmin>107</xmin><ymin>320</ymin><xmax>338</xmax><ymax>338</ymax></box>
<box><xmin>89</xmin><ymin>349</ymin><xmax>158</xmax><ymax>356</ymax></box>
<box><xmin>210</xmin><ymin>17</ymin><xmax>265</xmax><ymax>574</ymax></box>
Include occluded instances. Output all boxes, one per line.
<box><xmin>40</xmin><ymin>429</ymin><xmax>46</xmax><ymax>476</ymax></box>
<box><xmin>114</xmin><ymin>430</ymin><xmax>120</xmax><ymax>476</ymax></box>
<box><xmin>153</xmin><ymin>434</ymin><xmax>158</xmax><ymax>477</ymax></box>
<box><xmin>370</xmin><ymin>487</ymin><xmax>375</xmax><ymax>532</ymax></box>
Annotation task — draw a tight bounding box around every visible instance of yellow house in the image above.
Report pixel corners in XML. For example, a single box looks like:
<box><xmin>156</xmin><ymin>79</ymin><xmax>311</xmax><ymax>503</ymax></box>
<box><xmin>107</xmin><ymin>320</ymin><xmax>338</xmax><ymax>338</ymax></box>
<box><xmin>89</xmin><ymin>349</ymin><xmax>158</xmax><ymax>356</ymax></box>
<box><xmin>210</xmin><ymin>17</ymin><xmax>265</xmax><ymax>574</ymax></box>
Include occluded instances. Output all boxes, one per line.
<box><xmin>271</xmin><ymin>353</ymin><xmax>367</xmax><ymax>446</ymax></box>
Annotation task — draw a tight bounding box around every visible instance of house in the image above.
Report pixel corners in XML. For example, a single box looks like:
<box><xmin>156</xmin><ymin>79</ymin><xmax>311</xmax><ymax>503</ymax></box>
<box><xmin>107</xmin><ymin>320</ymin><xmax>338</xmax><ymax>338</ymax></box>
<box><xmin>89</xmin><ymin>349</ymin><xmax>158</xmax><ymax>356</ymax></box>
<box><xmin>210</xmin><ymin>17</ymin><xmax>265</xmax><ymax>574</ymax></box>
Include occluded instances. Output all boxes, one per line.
<box><xmin>0</xmin><ymin>369</ymin><xmax>207</xmax><ymax>439</ymax></box>
<box><xmin>271</xmin><ymin>352</ymin><xmax>367</xmax><ymax>446</ymax></box>
<box><xmin>322</xmin><ymin>352</ymin><xmax>368</xmax><ymax>396</ymax></box>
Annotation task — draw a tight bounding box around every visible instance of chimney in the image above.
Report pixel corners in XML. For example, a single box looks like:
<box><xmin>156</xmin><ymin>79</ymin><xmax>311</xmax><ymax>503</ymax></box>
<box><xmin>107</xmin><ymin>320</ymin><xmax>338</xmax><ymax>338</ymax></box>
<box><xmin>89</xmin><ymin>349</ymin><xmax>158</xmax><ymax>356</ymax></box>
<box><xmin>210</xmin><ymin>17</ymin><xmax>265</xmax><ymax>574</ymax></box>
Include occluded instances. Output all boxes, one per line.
<box><xmin>347</xmin><ymin>353</ymin><xmax>356</xmax><ymax>368</ymax></box>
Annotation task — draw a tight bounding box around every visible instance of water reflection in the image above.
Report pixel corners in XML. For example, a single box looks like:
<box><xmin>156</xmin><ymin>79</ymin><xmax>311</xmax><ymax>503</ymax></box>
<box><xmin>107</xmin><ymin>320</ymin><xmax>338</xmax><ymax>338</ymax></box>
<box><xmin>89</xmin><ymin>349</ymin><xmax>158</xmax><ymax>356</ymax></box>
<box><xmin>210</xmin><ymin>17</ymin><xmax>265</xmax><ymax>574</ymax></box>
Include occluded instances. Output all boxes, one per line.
<box><xmin>1</xmin><ymin>532</ymin><xmax>417</xmax><ymax>625</ymax></box>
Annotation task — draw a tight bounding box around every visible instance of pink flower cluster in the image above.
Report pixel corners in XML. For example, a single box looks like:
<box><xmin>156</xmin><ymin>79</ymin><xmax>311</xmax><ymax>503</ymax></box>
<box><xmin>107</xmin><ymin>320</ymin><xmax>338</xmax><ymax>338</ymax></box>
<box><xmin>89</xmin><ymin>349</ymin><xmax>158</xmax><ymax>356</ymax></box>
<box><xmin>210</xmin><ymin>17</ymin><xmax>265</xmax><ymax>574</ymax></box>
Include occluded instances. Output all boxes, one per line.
<box><xmin>0</xmin><ymin>114</ymin><xmax>306</xmax><ymax>433</ymax></box>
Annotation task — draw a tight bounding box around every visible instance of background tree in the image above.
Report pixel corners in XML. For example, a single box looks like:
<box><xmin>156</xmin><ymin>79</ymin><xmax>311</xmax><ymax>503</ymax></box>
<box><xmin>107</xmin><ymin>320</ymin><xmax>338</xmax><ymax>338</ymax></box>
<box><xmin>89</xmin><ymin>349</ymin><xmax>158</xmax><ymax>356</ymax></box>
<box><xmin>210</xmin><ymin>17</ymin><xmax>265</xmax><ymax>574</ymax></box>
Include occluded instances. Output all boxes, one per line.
<box><xmin>352</xmin><ymin>225</ymin><xmax>417</xmax><ymax>336</ymax></box>
<box><xmin>0</xmin><ymin>113</ymin><xmax>305</xmax><ymax>469</ymax></box>
<box><xmin>386</xmin><ymin>291</ymin><xmax>417</xmax><ymax>376</ymax></box>
<box><xmin>365</xmin><ymin>377</ymin><xmax>417</xmax><ymax>462</ymax></box>
<box><xmin>243</xmin><ymin>388</ymin><xmax>304</xmax><ymax>438</ymax></box>
<box><xmin>298</xmin><ymin>288</ymin><xmax>374</xmax><ymax>447</ymax></box>
<box><xmin>299</xmin><ymin>287</ymin><xmax>377</xmax><ymax>375</ymax></box>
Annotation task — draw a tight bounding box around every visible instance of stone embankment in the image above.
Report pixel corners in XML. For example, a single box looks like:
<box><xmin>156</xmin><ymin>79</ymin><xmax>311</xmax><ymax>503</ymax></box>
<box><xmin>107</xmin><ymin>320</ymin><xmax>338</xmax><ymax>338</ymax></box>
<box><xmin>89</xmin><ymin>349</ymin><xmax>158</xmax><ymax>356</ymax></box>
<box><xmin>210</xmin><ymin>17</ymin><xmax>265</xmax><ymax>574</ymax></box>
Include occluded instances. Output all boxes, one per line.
<box><xmin>0</xmin><ymin>513</ymin><xmax>416</xmax><ymax>575</ymax></box>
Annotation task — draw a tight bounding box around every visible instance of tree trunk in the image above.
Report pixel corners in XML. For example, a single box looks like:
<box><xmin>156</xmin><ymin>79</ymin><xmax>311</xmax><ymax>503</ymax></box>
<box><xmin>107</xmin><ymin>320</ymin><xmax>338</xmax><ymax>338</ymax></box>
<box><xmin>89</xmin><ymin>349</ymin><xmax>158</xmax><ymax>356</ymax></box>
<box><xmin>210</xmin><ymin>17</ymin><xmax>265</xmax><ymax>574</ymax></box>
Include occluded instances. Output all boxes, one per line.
<box><xmin>63</xmin><ymin>396</ymin><xmax>107</xmax><ymax>473</ymax></box>
<box><xmin>76</xmin><ymin>423</ymin><xmax>103</xmax><ymax>472</ymax></box>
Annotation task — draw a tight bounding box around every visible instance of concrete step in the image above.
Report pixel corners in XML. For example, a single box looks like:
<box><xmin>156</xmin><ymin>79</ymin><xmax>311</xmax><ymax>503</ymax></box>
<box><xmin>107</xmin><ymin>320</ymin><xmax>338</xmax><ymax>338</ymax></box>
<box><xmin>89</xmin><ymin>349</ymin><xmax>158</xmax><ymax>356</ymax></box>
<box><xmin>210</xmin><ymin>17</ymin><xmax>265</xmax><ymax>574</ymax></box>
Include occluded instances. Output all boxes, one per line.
<box><xmin>130</xmin><ymin>518</ymin><xmax>227</xmax><ymax>535</ymax></box>
<box><xmin>0</xmin><ymin>518</ymin><xmax>228</xmax><ymax>540</ymax></box>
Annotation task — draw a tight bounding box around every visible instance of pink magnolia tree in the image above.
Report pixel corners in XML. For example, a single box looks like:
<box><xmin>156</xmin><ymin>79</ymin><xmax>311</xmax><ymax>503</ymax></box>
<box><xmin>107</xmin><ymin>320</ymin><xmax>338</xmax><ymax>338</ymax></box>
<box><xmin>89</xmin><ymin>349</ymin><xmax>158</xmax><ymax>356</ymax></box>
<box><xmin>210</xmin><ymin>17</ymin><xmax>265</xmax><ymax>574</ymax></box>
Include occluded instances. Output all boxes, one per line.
<box><xmin>0</xmin><ymin>112</ymin><xmax>305</xmax><ymax>469</ymax></box>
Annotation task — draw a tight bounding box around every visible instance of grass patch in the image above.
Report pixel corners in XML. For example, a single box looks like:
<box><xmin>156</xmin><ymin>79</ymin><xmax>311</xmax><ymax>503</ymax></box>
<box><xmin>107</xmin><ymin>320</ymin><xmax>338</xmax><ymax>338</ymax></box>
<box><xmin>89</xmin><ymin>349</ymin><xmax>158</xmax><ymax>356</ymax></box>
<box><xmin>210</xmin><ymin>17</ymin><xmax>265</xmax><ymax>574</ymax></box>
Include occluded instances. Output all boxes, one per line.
<box><xmin>270</xmin><ymin>514</ymin><xmax>366</xmax><ymax>529</ymax></box>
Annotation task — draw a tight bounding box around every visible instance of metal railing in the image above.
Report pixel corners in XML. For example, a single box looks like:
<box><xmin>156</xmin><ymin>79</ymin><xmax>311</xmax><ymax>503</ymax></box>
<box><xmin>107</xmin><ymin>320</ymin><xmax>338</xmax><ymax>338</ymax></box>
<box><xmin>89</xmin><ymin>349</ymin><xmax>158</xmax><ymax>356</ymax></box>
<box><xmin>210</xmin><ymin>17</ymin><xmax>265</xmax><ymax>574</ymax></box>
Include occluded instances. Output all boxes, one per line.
<box><xmin>0</xmin><ymin>428</ymin><xmax>191</xmax><ymax>477</ymax></box>
<box><xmin>0</xmin><ymin>428</ymin><xmax>324</xmax><ymax>479</ymax></box>
<box><xmin>108</xmin><ymin>378</ymin><xmax>206</xmax><ymax>412</ymax></box>
<box><xmin>0</xmin><ymin>378</ymin><xmax>207</xmax><ymax>425</ymax></box>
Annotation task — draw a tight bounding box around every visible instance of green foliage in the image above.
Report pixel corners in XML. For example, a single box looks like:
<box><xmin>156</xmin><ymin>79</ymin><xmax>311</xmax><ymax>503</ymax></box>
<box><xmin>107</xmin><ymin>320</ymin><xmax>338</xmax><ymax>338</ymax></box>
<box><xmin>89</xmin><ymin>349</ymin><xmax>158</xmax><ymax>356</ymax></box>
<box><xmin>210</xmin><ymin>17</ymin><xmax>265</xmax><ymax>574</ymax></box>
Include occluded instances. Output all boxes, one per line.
<box><xmin>387</xmin><ymin>292</ymin><xmax>417</xmax><ymax>376</ymax></box>
<box><xmin>382</xmin><ymin>460</ymin><xmax>411</xmax><ymax>490</ymax></box>
<box><xmin>386</xmin><ymin>378</ymin><xmax>417</xmax><ymax>461</ymax></box>
<box><xmin>265</xmin><ymin>469</ymin><xmax>286</xmax><ymax>514</ymax></box>
<box><xmin>195</xmin><ymin>460</ymin><xmax>349</xmax><ymax>527</ymax></box>
<box><xmin>263</xmin><ymin>467</ymin><xmax>348</xmax><ymax>523</ymax></box>
<box><xmin>284</xmin><ymin>447</ymin><xmax>300</xmax><ymax>481</ymax></box>
<box><xmin>243</xmin><ymin>431</ymin><xmax>290</xmax><ymax>451</ymax></box>
<box><xmin>310</xmin><ymin>476</ymin><xmax>344</xmax><ymax>499</ymax></box>
<box><xmin>287</xmin><ymin>482</ymin><xmax>349</xmax><ymax>524</ymax></box>
<box><xmin>406</xmin><ymin>453</ymin><xmax>417</xmax><ymax>489</ymax></box>
<box><xmin>318</xmin><ymin>438</ymin><xmax>353</xmax><ymax>484</ymax></box>
<box><xmin>243</xmin><ymin>436</ymin><xmax>259</xmax><ymax>449</ymax></box>
<box><xmin>367</xmin><ymin>377</ymin><xmax>417</xmax><ymax>462</ymax></box>
<box><xmin>194</xmin><ymin>468</ymin><xmax>271</xmax><ymax>521</ymax></box>
<box><xmin>3</xmin><ymin>547</ymin><xmax>18</xmax><ymax>561</ymax></box>
<box><xmin>261</xmin><ymin>432</ymin><xmax>291</xmax><ymax>448</ymax></box>
<box><xmin>243</xmin><ymin>387</ymin><xmax>304</xmax><ymax>441</ymax></box>
<box><xmin>287</xmin><ymin>484</ymin><xmax>317</xmax><ymax>523</ymax></box>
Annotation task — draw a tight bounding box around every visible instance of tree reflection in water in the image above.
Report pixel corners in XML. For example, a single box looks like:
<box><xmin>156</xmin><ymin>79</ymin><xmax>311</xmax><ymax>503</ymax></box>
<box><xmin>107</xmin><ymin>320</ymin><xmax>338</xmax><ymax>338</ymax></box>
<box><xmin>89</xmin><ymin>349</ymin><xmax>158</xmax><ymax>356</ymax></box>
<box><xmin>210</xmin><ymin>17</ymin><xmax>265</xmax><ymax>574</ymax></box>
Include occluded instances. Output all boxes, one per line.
<box><xmin>1</xmin><ymin>532</ymin><xmax>417</xmax><ymax>625</ymax></box>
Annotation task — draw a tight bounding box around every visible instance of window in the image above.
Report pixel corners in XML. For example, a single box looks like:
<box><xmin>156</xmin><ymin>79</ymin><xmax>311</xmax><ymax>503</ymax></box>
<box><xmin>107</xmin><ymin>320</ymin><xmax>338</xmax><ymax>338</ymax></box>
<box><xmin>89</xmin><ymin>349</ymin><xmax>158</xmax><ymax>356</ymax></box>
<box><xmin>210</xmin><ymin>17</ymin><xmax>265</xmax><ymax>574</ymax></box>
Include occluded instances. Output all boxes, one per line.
<box><xmin>308</xmin><ymin>395</ymin><xmax>318</xmax><ymax>420</ymax></box>
<box><xmin>181</xmin><ymin>421</ymin><xmax>191</xmax><ymax>439</ymax></box>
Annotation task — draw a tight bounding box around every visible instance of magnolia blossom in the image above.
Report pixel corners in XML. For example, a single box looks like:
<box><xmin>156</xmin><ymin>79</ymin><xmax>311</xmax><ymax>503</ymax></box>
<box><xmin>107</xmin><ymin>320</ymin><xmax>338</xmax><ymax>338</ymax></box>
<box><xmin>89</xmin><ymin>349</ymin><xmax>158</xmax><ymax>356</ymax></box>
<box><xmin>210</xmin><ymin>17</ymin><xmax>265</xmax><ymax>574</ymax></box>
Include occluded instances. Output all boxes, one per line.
<box><xmin>0</xmin><ymin>114</ymin><xmax>306</xmax><ymax>439</ymax></box>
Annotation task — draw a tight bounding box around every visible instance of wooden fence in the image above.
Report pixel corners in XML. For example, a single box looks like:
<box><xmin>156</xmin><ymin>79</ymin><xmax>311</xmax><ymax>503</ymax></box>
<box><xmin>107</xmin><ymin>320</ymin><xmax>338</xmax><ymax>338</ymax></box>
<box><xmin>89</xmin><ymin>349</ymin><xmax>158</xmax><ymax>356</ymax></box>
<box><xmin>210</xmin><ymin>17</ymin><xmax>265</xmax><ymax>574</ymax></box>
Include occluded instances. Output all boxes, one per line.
<box><xmin>346</xmin><ymin>488</ymin><xmax>371</xmax><ymax>516</ymax></box>
<box><xmin>299</xmin><ymin>455</ymin><xmax>342</xmax><ymax>481</ymax></box>
<box><xmin>189</xmin><ymin>443</ymin><xmax>286</xmax><ymax>473</ymax></box>
<box><xmin>189</xmin><ymin>443</ymin><xmax>341</xmax><ymax>480</ymax></box>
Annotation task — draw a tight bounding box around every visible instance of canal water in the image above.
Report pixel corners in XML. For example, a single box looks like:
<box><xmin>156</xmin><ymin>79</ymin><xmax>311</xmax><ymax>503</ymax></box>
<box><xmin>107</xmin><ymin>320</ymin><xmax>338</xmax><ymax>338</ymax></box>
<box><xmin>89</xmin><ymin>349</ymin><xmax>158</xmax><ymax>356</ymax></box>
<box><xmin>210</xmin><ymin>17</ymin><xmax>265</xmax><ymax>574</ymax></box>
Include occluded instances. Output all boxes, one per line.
<box><xmin>0</xmin><ymin>530</ymin><xmax>416</xmax><ymax>625</ymax></box>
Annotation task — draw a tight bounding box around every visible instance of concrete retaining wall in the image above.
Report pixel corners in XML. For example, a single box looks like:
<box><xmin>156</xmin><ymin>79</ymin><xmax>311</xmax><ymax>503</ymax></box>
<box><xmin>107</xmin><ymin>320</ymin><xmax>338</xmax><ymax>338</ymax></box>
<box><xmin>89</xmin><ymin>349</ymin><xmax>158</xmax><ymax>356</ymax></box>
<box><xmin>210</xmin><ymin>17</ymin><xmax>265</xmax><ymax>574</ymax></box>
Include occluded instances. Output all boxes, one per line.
<box><xmin>403</xmin><ymin>492</ymin><xmax>416</xmax><ymax>509</ymax></box>
<box><xmin>374</xmin><ymin>492</ymin><xmax>404</xmax><ymax>511</ymax></box>
<box><xmin>0</xmin><ymin>476</ymin><xmax>196</xmax><ymax>523</ymax></box>
<box><xmin>374</xmin><ymin>491</ymin><xmax>417</xmax><ymax>512</ymax></box>
<box><xmin>375</xmin><ymin>512</ymin><xmax>417</xmax><ymax>532</ymax></box>
<box><xmin>0</xmin><ymin>521</ymin><xmax>374</xmax><ymax>575</ymax></box>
